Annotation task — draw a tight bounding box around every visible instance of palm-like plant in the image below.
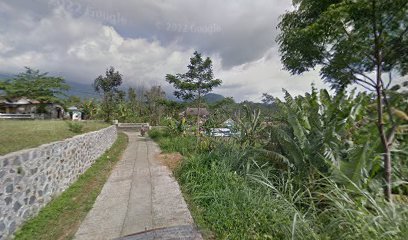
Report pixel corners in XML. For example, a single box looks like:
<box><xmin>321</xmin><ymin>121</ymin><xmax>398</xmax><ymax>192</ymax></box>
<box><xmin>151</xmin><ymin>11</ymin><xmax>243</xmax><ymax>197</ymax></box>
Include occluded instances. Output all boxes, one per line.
<box><xmin>234</xmin><ymin>105</ymin><xmax>266</xmax><ymax>147</ymax></box>
<box><xmin>265</xmin><ymin>87</ymin><xmax>379</xmax><ymax>187</ymax></box>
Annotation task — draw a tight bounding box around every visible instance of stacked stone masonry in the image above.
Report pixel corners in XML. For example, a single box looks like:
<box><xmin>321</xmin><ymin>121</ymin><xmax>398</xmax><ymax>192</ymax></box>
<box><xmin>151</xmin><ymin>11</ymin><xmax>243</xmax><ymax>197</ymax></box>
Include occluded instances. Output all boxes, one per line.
<box><xmin>0</xmin><ymin>125</ymin><xmax>117</xmax><ymax>239</ymax></box>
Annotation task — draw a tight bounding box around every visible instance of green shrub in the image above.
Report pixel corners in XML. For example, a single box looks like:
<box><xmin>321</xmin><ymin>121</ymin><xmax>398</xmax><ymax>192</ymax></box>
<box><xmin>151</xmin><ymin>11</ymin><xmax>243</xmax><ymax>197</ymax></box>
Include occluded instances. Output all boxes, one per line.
<box><xmin>149</xmin><ymin>128</ymin><xmax>198</xmax><ymax>155</ymax></box>
<box><xmin>148</xmin><ymin>128</ymin><xmax>169</xmax><ymax>140</ymax></box>
<box><xmin>66</xmin><ymin>121</ymin><xmax>84</xmax><ymax>133</ymax></box>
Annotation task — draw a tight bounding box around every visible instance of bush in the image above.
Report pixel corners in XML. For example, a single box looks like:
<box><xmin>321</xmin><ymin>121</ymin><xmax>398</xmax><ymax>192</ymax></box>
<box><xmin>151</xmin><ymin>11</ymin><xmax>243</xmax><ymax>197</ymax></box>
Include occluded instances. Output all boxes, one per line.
<box><xmin>66</xmin><ymin>121</ymin><xmax>84</xmax><ymax>133</ymax></box>
<box><xmin>148</xmin><ymin>128</ymin><xmax>169</xmax><ymax>140</ymax></box>
<box><xmin>149</xmin><ymin>128</ymin><xmax>198</xmax><ymax>155</ymax></box>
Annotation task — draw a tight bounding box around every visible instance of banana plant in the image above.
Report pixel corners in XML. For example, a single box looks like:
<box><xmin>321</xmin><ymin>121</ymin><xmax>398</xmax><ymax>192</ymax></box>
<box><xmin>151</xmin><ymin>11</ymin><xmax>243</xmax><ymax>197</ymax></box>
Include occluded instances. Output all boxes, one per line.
<box><xmin>264</xmin><ymin>87</ymin><xmax>380</xmax><ymax>187</ymax></box>
<box><xmin>234</xmin><ymin>105</ymin><xmax>265</xmax><ymax>147</ymax></box>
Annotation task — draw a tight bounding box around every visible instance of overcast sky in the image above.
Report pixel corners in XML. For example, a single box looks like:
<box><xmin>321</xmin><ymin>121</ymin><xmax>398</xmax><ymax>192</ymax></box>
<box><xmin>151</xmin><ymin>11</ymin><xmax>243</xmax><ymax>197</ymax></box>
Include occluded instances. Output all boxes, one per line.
<box><xmin>0</xmin><ymin>0</ymin><xmax>327</xmax><ymax>101</ymax></box>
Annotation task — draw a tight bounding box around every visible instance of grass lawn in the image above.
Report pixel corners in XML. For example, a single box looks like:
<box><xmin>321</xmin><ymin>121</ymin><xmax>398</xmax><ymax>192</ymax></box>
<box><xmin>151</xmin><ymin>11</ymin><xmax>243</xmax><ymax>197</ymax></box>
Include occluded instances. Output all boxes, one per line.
<box><xmin>13</xmin><ymin>132</ymin><xmax>128</xmax><ymax>240</ymax></box>
<box><xmin>0</xmin><ymin>120</ymin><xmax>110</xmax><ymax>155</ymax></box>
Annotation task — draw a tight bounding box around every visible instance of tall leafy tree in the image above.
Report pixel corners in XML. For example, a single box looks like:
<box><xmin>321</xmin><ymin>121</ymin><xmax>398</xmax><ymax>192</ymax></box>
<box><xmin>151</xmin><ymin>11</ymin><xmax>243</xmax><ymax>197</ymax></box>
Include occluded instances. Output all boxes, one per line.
<box><xmin>277</xmin><ymin>0</ymin><xmax>408</xmax><ymax>201</ymax></box>
<box><xmin>144</xmin><ymin>85</ymin><xmax>166</xmax><ymax>125</ymax></box>
<box><xmin>127</xmin><ymin>87</ymin><xmax>138</xmax><ymax>112</ymax></box>
<box><xmin>94</xmin><ymin>66</ymin><xmax>123</xmax><ymax>122</ymax></box>
<box><xmin>166</xmin><ymin>51</ymin><xmax>222</xmax><ymax>134</ymax></box>
<box><xmin>0</xmin><ymin>67</ymin><xmax>69</xmax><ymax>102</ymax></box>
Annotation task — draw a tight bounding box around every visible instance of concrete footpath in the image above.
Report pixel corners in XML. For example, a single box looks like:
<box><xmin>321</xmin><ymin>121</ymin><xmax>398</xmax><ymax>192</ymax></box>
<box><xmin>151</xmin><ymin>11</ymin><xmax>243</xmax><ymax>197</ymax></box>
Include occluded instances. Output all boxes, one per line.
<box><xmin>74</xmin><ymin>132</ymin><xmax>202</xmax><ymax>240</ymax></box>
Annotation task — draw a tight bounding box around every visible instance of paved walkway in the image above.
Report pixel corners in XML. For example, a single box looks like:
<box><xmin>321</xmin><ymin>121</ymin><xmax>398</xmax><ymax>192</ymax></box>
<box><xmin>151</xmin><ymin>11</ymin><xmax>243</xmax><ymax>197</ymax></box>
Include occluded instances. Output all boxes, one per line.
<box><xmin>75</xmin><ymin>132</ymin><xmax>201</xmax><ymax>240</ymax></box>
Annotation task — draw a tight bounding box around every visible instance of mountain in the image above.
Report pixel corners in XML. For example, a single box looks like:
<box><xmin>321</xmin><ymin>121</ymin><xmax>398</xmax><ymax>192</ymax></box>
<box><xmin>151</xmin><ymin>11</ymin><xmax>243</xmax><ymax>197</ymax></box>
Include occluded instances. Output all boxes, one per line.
<box><xmin>203</xmin><ymin>93</ymin><xmax>225</xmax><ymax>103</ymax></box>
<box><xmin>0</xmin><ymin>73</ymin><xmax>12</xmax><ymax>80</ymax></box>
<box><xmin>65</xmin><ymin>81</ymin><xmax>99</xmax><ymax>98</ymax></box>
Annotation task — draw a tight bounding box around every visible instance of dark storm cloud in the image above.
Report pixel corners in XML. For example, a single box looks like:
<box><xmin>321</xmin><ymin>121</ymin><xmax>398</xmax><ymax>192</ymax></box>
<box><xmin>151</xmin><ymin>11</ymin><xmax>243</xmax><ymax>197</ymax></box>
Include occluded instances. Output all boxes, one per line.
<box><xmin>19</xmin><ymin>0</ymin><xmax>289</xmax><ymax>68</ymax></box>
<box><xmin>0</xmin><ymin>0</ymin><xmax>328</xmax><ymax>101</ymax></box>
<box><xmin>116</xmin><ymin>0</ymin><xmax>289</xmax><ymax>68</ymax></box>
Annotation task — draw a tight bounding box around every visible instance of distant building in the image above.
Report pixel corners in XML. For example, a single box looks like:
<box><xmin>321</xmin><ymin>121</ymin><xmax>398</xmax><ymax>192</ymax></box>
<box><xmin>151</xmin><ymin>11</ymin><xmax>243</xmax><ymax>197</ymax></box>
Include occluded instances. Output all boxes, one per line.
<box><xmin>222</xmin><ymin>118</ymin><xmax>235</xmax><ymax>129</ymax></box>
<box><xmin>67</xmin><ymin>106</ymin><xmax>82</xmax><ymax>120</ymax></box>
<box><xmin>0</xmin><ymin>97</ymin><xmax>64</xmax><ymax>119</ymax></box>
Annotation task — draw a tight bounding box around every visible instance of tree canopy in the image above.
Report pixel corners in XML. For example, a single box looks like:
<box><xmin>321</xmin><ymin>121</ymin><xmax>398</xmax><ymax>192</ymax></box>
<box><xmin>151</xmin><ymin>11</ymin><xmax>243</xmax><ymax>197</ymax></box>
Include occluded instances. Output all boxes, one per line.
<box><xmin>166</xmin><ymin>51</ymin><xmax>222</xmax><ymax>135</ymax></box>
<box><xmin>0</xmin><ymin>67</ymin><xmax>70</xmax><ymax>102</ymax></box>
<box><xmin>165</xmin><ymin>51</ymin><xmax>222</xmax><ymax>102</ymax></box>
<box><xmin>278</xmin><ymin>0</ymin><xmax>408</xmax><ymax>90</ymax></box>
<box><xmin>94</xmin><ymin>66</ymin><xmax>123</xmax><ymax>94</ymax></box>
<box><xmin>277</xmin><ymin>0</ymin><xmax>408</xmax><ymax>201</ymax></box>
<box><xmin>93</xmin><ymin>66</ymin><xmax>123</xmax><ymax>122</ymax></box>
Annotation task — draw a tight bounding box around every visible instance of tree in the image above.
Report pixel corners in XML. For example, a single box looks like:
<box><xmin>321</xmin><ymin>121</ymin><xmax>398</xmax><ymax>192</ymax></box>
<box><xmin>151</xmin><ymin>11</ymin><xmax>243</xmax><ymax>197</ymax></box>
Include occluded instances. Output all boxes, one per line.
<box><xmin>261</xmin><ymin>93</ymin><xmax>276</xmax><ymax>105</ymax></box>
<box><xmin>0</xmin><ymin>67</ymin><xmax>70</xmax><ymax>102</ymax></box>
<box><xmin>166</xmin><ymin>51</ymin><xmax>222</xmax><ymax>135</ymax></box>
<box><xmin>160</xmin><ymin>99</ymin><xmax>186</xmax><ymax>119</ymax></box>
<box><xmin>127</xmin><ymin>87</ymin><xmax>138</xmax><ymax>112</ymax></box>
<box><xmin>277</xmin><ymin>0</ymin><xmax>408</xmax><ymax>201</ymax></box>
<box><xmin>64</xmin><ymin>95</ymin><xmax>82</xmax><ymax>108</ymax></box>
<box><xmin>94</xmin><ymin>66</ymin><xmax>123</xmax><ymax>122</ymax></box>
<box><xmin>144</xmin><ymin>85</ymin><xmax>166</xmax><ymax>125</ymax></box>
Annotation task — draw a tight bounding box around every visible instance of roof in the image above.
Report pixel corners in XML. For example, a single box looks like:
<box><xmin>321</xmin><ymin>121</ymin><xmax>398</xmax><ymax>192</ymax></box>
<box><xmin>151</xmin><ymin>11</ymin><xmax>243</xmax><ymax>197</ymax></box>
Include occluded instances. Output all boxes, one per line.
<box><xmin>0</xmin><ymin>97</ymin><xmax>11</xmax><ymax>104</ymax></box>
<box><xmin>14</xmin><ymin>98</ymin><xmax>30</xmax><ymax>104</ymax></box>
<box><xmin>67</xmin><ymin>106</ymin><xmax>79</xmax><ymax>111</ymax></box>
<box><xmin>0</xmin><ymin>97</ymin><xmax>47</xmax><ymax>105</ymax></box>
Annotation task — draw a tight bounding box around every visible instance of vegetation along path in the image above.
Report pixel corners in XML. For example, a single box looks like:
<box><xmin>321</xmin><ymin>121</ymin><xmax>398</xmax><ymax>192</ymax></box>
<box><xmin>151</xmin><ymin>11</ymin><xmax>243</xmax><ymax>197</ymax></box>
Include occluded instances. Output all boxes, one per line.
<box><xmin>74</xmin><ymin>132</ymin><xmax>201</xmax><ymax>240</ymax></box>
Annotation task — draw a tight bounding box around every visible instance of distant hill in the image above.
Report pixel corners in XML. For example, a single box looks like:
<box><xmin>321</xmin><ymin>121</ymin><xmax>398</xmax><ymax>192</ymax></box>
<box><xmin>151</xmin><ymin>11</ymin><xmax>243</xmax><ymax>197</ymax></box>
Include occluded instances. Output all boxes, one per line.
<box><xmin>0</xmin><ymin>73</ymin><xmax>12</xmax><ymax>80</ymax></box>
<box><xmin>203</xmin><ymin>93</ymin><xmax>225</xmax><ymax>103</ymax></box>
<box><xmin>66</xmin><ymin>81</ymin><xmax>99</xmax><ymax>98</ymax></box>
<box><xmin>1</xmin><ymin>75</ymin><xmax>225</xmax><ymax>103</ymax></box>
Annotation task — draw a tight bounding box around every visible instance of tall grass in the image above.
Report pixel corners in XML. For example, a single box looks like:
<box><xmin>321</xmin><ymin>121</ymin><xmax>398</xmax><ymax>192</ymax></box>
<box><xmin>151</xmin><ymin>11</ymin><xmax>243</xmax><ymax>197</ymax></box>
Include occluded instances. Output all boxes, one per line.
<box><xmin>151</xmin><ymin>129</ymin><xmax>408</xmax><ymax>239</ymax></box>
<box><xmin>149</xmin><ymin>128</ymin><xmax>197</xmax><ymax>155</ymax></box>
<box><xmin>177</xmin><ymin>150</ymin><xmax>319</xmax><ymax>239</ymax></box>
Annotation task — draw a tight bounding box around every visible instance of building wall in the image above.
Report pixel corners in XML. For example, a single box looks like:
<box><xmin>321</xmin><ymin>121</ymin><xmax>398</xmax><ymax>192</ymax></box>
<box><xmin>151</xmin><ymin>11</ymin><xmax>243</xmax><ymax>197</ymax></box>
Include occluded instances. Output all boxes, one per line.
<box><xmin>0</xmin><ymin>126</ymin><xmax>117</xmax><ymax>239</ymax></box>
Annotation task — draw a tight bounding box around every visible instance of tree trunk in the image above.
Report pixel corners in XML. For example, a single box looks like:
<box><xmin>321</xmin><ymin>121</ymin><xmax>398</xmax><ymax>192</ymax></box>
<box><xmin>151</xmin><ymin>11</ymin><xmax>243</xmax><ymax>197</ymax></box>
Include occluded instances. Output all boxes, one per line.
<box><xmin>372</xmin><ymin>1</ymin><xmax>392</xmax><ymax>201</ymax></box>
<box><xmin>375</xmin><ymin>59</ymin><xmax>392</xmax><ymax>202</ymax></box>
<box><xmin>197</xmin><ymin>92</ymin><xmax>201</xmax><ymax>139</ymax></box>
<box><xmin>376</xmin><ymin>85</ymin><xmax>392</xmax><ymax>202</ymax></box>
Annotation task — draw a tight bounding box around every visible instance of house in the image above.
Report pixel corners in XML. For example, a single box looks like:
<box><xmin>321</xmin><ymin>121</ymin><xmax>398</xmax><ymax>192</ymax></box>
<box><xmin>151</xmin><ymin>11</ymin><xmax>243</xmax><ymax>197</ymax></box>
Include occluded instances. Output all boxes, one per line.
<box><xmin>0</xmin><ymin>97</ymin><xmax>64</xmax><ymax>119</ymax></box>
<box><xmin>67</xmin><ymin>106</ymin><xmax>82</xmax><ymax>120</ymax></box>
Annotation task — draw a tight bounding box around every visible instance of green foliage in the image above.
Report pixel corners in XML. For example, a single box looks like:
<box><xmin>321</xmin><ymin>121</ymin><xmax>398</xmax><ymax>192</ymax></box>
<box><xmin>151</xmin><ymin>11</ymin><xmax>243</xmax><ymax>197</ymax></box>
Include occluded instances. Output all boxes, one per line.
<box><xmin>178</xmin><ymin>153</ymin><xmax>318</xmax><ymax>239</ymax></box>
<box><xmin>151</xmin><ymin>121</ymin><xmax>408</xmax><ymax>239</ymax></box>
<box><xmin>144</xmin><ymin>86</ymin><xmax>166</xmax><ymax>125</ymax></box>
<box><xmin>234</xmin><ymin>105</ymin><xmax>265</xmax><ymax>147</ymax></box>
<box><xmin>93</xmin><ymin>66</ymin><xmax>122</xmax><ymax>93</ymax></box>
<box><xmin>166</xmin><ymin>51</ymin><xmax>222</xmax><ymax>101</ymax></box>
<box><xmin>64</xmin><ymin>95</ymin><xmax>81</xmax><ymax>108</ymax></box>
<box><xmin>149</xmin><ymin>128</ymin><xmax>197</xmax><ymax>155</ymax></box>
<box><xmin>66</xmin><ymin>121</ymin><xmax>84</xmax><ymax>133</ymax></box>
<box><xmin>278</xmin><ymin>0</ymin><xmax>408</xmax><ymax>89</ymax></box>
<box><xmin>93</xmin><ymin>66</ymin><xmax>123</xmax><ymax>122</ymax></box>
<box><xmin>0</xmin><ymin>67</ymin><xmax>69</xmax><ymax>102</ymax></box>
<box><xmin>160</xmin><ymin>117</ymin><xmax>187</xmax><ymax>136</ymax></box>
<box><xmin>166</xmin><ymin>51</ymin><xmax>222</xmax><ymax>135</ymax></box>
<box><xmin>147</xmin><ymin>128</ymin><xmax>169</xmax><ymax>140</ymax></box>
<box><xmin>265</xmin><ymin>87</ymin><xmax>385</xmax><ymax>189</ymax></box>
<box><xmin>277</xmin><ymin>0</ymin><xmax>408</xmax><ymax>199</ymax></box>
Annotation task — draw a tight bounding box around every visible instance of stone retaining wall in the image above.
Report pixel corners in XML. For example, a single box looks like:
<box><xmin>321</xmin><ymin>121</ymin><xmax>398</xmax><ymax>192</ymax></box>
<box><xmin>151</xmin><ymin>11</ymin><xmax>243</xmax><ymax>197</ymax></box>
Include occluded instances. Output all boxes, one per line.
<box><xmin>0</xmin><ymin>126</ymin><xmax>117</xmax><ymax>239</ymax></box>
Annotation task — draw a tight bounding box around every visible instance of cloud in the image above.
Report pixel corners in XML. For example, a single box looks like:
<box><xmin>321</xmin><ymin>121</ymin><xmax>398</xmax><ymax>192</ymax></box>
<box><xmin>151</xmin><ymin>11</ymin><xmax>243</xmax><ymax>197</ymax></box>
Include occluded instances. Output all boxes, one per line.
<box><xmin>0</xmin><ymin>0</ymin><xmax>329</xmax><ymax>102</ymax></box>
<box><xmin>79</xmin><ymin>0</ymin><xmax>290</xmax><ymax>68</ymax></box>
<box><xmin>216</xmin><ymin>48</ymin><xmax>326</xmax><ymax>101</ymax></box>
<box><xmin>0</xmin><ymin>3</ymin><xmax>194</xmax><ymax>87</ymax></box>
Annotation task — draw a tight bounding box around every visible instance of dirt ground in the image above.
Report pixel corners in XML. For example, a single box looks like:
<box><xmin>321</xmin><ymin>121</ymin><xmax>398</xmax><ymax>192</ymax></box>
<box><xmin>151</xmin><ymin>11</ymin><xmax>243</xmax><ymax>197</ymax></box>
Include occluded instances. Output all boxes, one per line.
<box><xmin>156</xmin><ymin>152</ymin><xmax>183</xmax><ymax>172</ymax></box>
